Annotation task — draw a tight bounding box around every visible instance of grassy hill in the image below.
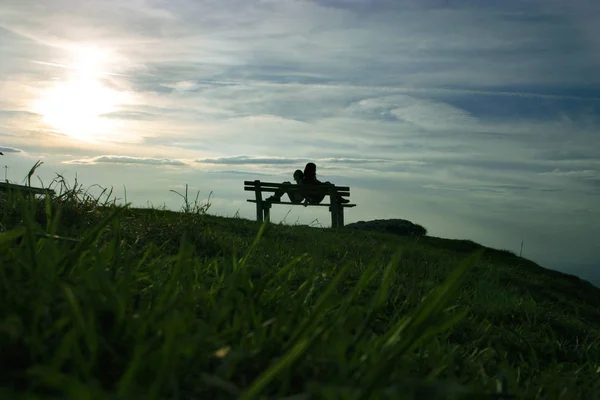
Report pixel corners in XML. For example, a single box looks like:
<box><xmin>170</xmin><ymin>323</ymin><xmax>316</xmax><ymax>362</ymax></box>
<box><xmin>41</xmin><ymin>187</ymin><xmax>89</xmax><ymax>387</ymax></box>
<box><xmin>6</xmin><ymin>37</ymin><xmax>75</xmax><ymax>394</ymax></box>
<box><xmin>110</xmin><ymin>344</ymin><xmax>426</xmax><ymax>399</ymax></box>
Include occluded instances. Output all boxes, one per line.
<box><xmin>1</xmin><ymin>181</ymin><xmax>600</xmax><ymax>399</ymax></box>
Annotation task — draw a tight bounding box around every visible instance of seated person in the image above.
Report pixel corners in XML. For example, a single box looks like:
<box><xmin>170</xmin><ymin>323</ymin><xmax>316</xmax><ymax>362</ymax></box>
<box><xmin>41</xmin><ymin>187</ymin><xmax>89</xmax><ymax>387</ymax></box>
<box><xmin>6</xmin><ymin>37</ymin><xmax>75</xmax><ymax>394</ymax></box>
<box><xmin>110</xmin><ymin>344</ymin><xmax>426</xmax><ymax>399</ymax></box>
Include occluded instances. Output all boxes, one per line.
<box><xmin>265</xmin><ymin>170</ymin><xmax>304</xmax><ymax>203</ymax></box>
<box><xmin>302</xmin><ymin>162</ymin><xmax>350</xmax><ymax>205</ymax></box>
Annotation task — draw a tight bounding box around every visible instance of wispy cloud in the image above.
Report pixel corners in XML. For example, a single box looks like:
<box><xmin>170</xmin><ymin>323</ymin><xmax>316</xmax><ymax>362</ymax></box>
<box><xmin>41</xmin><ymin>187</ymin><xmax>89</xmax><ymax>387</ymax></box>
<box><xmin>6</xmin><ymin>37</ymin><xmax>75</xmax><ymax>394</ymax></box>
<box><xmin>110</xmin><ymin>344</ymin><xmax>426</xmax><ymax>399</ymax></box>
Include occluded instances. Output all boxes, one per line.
<box><xmin>0</xmin><ymin>146</ymin><xmax>22</xmax><ymax>153</ymax></box>
<box><xmin>64</xmin><ymin>155</ymin><xmax>187</xmax><ymax>166</ymax></box>
<box><xmin>197</xmin><ymin>156</ymin><xmax>308</xmax><ymax>165</ymax></box>
<box><xmin>196</xmin><ymin>155</ymin><xmax>410</xmax><ymax>166</ymax></box>
<box><xmin>540</xmin><ymin>169</ymin><xmax>597</xmax><ymax>179</ymax></box>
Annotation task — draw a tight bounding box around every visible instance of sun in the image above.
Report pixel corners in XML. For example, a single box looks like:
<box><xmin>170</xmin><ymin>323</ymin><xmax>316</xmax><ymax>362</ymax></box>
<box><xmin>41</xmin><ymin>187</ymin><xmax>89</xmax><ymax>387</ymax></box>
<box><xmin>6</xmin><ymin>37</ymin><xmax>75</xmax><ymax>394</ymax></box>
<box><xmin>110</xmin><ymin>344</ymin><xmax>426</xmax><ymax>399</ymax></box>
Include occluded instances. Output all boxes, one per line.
<box><xmin>34</xmin><ymin>46</ymin><xmax>129</xmax><ymax>142</ymax></box>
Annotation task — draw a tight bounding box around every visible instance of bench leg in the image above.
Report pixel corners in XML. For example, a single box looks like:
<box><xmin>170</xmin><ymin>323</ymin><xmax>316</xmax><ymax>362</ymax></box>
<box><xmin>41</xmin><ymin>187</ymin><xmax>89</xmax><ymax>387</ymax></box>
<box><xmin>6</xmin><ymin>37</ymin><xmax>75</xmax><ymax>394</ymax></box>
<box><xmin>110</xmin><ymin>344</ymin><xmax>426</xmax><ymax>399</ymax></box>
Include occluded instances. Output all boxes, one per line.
<box><xmin>256</xmin><ymin>202</ymin><xmax>263</xmax><ymax>222</ymax></box>
<box><xmin>254</xmin><ymin>181</ymin><xmax>264</xmax><ymax>222</ymax></box>
<box><xmin>263</xmin><ymin>204</ymin><xmax>271</xmax><ymax>222</ymax></box>
<box><xmin>330</xmin><ymin>205</ymin><xmax>339</xmax><ymax>228</ymax></box>
<box><xmin>338</xmin><ymin>207</ymin><xmax>344</xmax><ymax>228</ymax></box>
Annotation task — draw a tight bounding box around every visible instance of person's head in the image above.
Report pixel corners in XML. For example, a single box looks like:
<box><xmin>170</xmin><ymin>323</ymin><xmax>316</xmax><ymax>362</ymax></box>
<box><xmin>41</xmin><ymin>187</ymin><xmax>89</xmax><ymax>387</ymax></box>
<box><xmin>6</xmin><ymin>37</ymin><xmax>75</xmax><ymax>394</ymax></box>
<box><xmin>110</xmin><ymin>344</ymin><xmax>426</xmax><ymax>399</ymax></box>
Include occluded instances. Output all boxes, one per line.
<box><xmin>293</xmin><ymin>169</ymin><xmax>303</xmax><ymax>183</ymax></box>
<box><xmin>303</xmin><ymin>162</ymin><xmax>317</xmax><ymax>179</ymax></box>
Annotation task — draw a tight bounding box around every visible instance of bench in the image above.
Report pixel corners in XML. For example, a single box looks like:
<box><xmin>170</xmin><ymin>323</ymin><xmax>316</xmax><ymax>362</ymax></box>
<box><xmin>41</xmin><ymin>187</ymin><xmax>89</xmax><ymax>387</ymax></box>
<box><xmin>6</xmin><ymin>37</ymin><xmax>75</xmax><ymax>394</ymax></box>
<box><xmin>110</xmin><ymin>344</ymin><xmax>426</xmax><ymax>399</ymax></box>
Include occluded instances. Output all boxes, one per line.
<box><xmin>244</xmin><ymin>180</ymin><xmax>356</xmax><ymax>228</ymax></box>
<box><xmin>0</xmin><ymin>182</ymin><xmax>55</xmax><ymax>196</ymax></box>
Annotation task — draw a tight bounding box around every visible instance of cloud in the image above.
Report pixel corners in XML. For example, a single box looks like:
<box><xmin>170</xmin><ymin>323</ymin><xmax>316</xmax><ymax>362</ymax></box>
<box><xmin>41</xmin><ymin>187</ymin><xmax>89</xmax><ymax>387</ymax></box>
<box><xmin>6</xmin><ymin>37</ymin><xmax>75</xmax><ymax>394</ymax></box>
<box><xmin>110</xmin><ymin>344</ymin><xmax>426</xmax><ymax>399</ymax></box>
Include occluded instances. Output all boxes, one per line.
<box><xmin>423</xmin><ymin>183</ymin><xmax>551</xmax><ymax>194</ymax></box>
<box><xmin>537</xmin><ymin>150</ymin><xmax>600</xmax><ymax>162</ymax></box>
<box><xmin>0</xmin><ymin>146</ymin><xmax>22</xmax><ymax>153</ymax></box>
<box><xmin>320</xmin><ymin>157</ymin><xmax>423</xmax><ymax>165</ymax></box>
<box><xmin>99</xmin><ymin>110</ymin><xmax>161</xmax><ymax>121</ymax></box>
<box><xmin>341</xmin><ymin>94</ymin><xmax>478</xmax><ymax>129</ymax></box>
<box><xmin>540</xmin><ymin>169</ymin><xmax>597</xmax><ymax>178</ymax></box>
<box><xmin>205</xmin><ymin>169</ymin><xmax>272</xmax><ymax>177</ymax></box>
<box><xmin>196</xmin><ymin>155</ymin><xmax>425</xmax><ymax>167</ymax></box>
<box><xmin>4</xmin><ymin>0</ymin><xmax>599</xmax><ymax>90</ymax></box>
<box><xmin>197</xmin><ymin>156</ymin><xmax>308</xmax><ymax>165</ymax></box>
<box><xmin>64</xmin><ymin>155</ymin><xmax>187</xmax><ymax>166</ymax></box>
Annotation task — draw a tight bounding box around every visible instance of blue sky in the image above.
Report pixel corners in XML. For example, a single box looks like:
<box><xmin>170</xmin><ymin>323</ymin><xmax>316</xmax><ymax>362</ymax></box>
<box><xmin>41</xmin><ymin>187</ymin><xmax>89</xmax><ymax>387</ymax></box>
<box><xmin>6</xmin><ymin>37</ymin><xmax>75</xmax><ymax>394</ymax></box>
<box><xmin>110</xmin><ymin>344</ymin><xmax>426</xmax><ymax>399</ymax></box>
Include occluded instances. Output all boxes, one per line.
<box><xmin>1</xmin><ymin>0</ymin><xmax>599</xmax><ymax>285</ymax></box>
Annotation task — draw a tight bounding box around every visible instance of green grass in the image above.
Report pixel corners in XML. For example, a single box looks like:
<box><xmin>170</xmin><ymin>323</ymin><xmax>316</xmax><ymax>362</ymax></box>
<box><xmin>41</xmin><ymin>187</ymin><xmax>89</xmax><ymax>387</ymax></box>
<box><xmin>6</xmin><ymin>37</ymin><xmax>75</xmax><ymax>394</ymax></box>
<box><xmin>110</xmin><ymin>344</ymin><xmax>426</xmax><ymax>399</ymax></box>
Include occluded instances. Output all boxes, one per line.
<box><xmin>1</xmin><ymin>176</ymin><xmax>600</xmax><ymax>400</ymax></box>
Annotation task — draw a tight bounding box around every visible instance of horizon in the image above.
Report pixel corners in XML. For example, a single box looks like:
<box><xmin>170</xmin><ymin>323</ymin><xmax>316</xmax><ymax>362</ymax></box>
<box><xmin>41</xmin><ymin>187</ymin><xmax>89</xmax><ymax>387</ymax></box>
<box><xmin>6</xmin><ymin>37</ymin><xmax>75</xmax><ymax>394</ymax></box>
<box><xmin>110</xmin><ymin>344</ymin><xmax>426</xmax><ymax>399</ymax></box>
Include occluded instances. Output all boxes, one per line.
<box><xmin>1</xmin><ymin>0</ymin><xmax>599</xmax><ymax>286</ymax></box>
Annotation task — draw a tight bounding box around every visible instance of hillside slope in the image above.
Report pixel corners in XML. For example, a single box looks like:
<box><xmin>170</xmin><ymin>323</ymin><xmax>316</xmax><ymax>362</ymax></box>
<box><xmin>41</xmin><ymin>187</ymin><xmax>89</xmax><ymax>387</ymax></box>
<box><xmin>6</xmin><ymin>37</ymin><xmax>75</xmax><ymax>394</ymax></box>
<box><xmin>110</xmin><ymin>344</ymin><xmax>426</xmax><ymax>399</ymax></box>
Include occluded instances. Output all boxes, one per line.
<box><xmin>1</xmin><ymin>192</ymin><xmax>600</xmax><ymax>399</ymax></box>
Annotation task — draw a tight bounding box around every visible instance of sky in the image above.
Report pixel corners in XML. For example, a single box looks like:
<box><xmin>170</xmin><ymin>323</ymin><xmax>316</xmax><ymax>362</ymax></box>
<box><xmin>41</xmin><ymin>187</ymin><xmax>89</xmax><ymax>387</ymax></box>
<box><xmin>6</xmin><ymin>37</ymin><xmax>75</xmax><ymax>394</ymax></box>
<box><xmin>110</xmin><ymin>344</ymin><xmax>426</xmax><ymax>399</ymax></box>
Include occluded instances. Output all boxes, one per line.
<box><xmin>1</xmin><ymin>0</ymin><xmax>599</xmax><ymax>286</ymax></box>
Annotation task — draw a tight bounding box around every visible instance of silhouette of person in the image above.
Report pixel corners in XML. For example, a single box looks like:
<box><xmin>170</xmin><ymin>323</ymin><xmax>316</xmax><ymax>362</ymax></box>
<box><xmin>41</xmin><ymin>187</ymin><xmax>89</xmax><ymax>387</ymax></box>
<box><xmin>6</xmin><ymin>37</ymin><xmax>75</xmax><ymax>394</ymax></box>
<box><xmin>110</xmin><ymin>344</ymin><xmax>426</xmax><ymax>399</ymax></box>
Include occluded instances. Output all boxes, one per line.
<box><xmin>265</xmin><ymin>169</ymin><xmax>304</xmax><ymax>204</ymax></box>
<box><xmin>302</xmin><ymin>162</ymin><xmax>349</xmax><ymax>205</ymax></box>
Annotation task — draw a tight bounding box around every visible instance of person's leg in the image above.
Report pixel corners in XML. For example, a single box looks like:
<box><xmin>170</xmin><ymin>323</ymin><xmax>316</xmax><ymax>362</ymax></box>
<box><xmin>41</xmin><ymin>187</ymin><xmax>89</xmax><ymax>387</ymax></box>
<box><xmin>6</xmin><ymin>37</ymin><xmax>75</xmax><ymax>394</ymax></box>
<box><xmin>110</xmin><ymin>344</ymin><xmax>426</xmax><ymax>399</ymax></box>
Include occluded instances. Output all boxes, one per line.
<box><xmin>287</xmin><ymin>190</ymin><xmax>304</xmax><ymax>204</ymax></box>
<box><xmin>318</xmin><ymin>181</ymin><xmax>335</xmax><ymax>204</ymax></box>
<box><xmin>336</xmin><ymin>195</ymin><xmax>350</xmax><ymax>204</ymax></box>
<box><xmin>320</xmin><ymin>181</ymin><xmax>348</xmax><ymax>204</ymax></box>
<box><xmin>266</xmin><ymin>181</ymin><xmax>291</xmax><ymax>202</ymax></box>
<box><xmin>306</xmin><ymin>193</ymin><xmax>325</xmax><ymax>204</ymax></box>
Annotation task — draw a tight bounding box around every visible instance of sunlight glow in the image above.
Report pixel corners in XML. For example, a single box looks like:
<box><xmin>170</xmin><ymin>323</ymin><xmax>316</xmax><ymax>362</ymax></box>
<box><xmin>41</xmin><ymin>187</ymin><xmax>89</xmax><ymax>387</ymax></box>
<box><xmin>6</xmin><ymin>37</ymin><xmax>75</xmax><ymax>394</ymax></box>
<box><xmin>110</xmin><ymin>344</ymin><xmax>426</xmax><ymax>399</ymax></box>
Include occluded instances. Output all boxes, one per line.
<box><xmin>34</xmin><ymin>45</ymin><xmax>131</xmax><ymax>143</ymax></box>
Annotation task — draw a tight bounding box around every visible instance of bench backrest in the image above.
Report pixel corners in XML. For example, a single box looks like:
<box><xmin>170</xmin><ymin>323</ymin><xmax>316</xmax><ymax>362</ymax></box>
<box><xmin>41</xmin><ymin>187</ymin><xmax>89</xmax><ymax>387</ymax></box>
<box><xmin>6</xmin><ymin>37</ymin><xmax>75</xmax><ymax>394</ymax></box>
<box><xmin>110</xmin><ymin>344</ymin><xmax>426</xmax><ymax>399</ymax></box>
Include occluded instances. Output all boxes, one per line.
<box><xmin>244</xmin><ymin>180</ymin><xmax>350</xmax><ymax>197</ymax></box>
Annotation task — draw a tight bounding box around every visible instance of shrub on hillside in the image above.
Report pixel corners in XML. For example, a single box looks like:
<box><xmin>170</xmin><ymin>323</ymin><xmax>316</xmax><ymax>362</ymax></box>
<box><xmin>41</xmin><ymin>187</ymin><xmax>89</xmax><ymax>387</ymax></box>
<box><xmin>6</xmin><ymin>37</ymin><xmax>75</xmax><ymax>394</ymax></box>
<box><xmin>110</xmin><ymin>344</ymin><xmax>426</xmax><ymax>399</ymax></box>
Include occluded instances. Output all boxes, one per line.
<box><xmin>345</xmin><ymin>218</ymin><xmax>428</xmax><ymax>237</ymax></box>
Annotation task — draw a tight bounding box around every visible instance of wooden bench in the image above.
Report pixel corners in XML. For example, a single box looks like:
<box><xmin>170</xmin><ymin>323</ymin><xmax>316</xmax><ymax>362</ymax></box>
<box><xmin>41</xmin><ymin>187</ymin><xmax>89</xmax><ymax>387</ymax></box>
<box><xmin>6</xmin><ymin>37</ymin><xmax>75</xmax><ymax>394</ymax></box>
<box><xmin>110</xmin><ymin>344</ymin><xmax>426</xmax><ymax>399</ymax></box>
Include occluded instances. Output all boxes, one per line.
<box><xmin>0</xmin><ymin>182</ymin><xmax>55</xmax><ymax>196</ymax></box>
<box><xmin>244</xmin><ymin>180</ymin><xmax>356</xmax><ymax>228</ymax></box>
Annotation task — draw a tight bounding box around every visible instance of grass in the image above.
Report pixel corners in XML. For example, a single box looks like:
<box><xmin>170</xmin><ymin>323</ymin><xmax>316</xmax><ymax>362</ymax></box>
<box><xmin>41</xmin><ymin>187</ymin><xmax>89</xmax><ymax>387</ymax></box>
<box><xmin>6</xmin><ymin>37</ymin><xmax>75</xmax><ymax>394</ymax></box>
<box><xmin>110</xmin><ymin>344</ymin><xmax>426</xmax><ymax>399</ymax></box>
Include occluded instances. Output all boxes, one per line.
<box><xmin>1</xmin><ymin>174</ymin><xmax>600</xmax><ymax>399</ymax></box>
